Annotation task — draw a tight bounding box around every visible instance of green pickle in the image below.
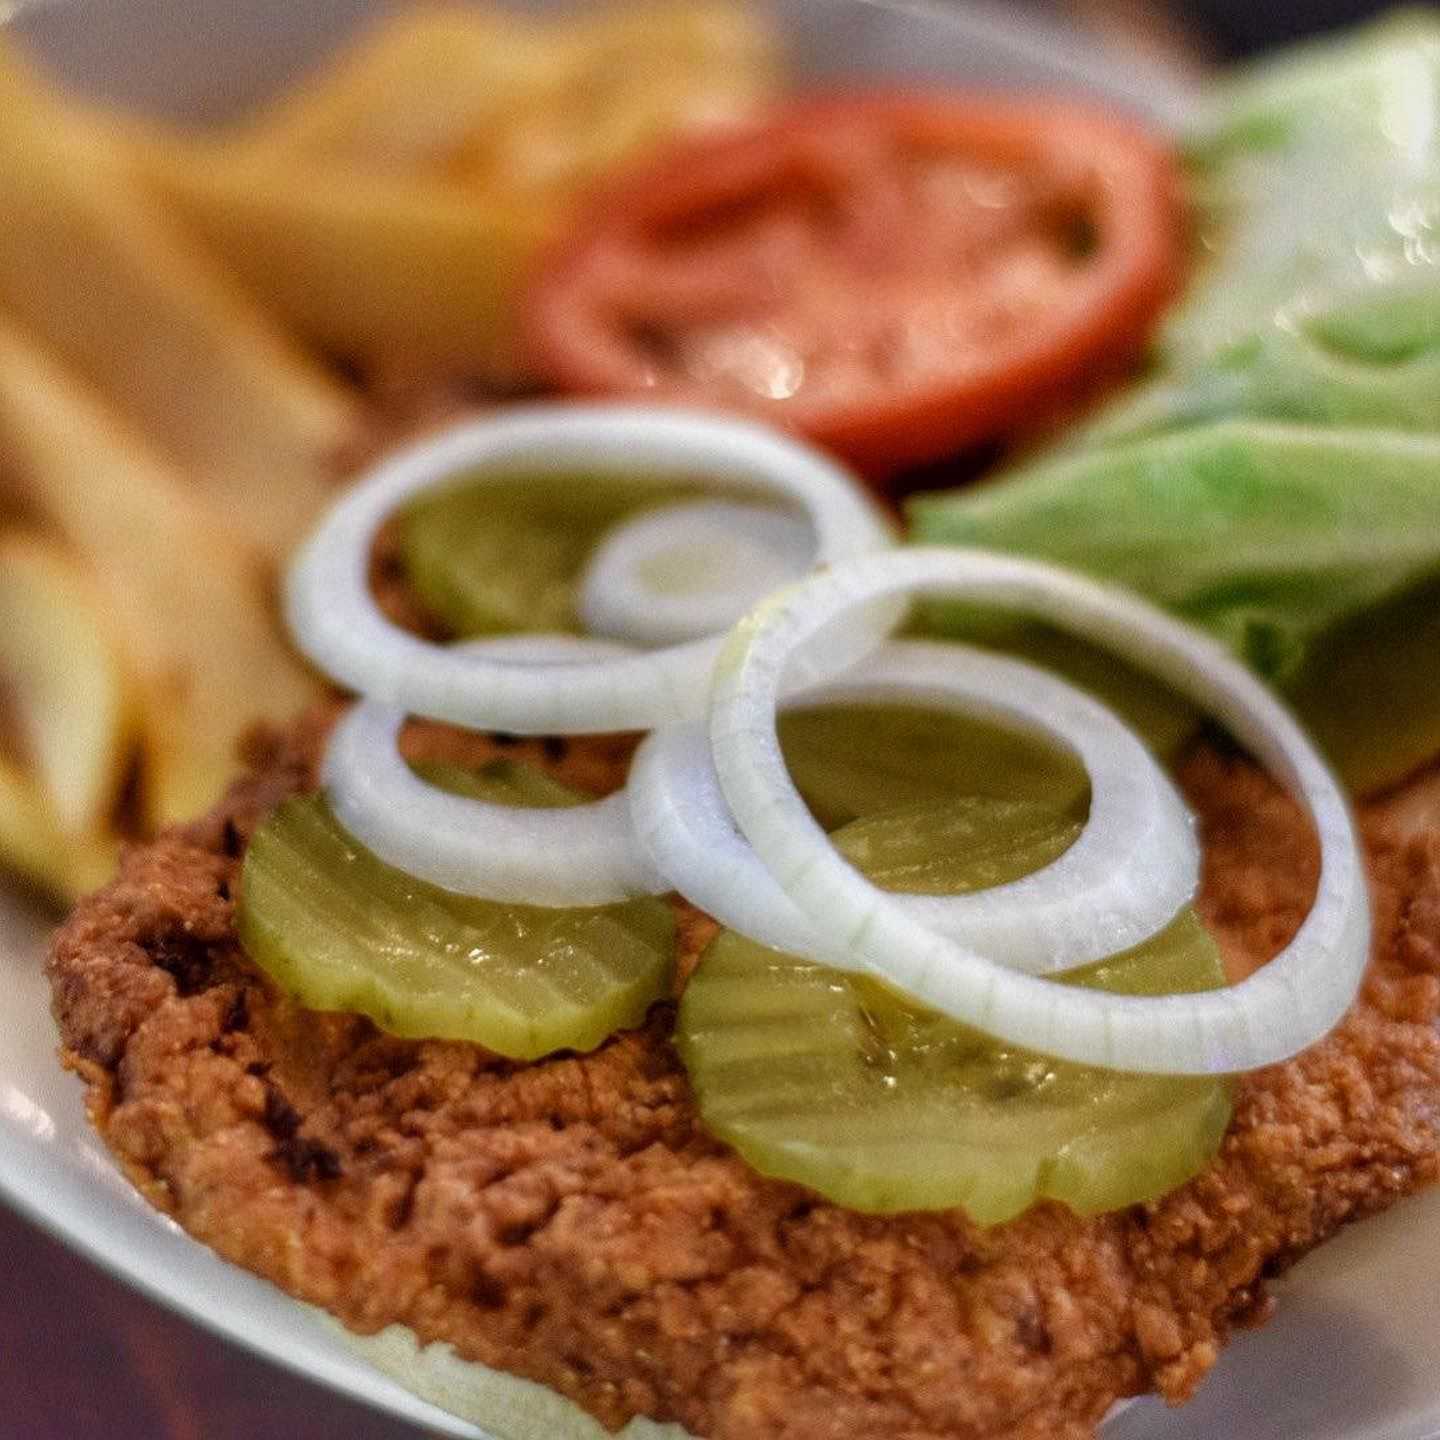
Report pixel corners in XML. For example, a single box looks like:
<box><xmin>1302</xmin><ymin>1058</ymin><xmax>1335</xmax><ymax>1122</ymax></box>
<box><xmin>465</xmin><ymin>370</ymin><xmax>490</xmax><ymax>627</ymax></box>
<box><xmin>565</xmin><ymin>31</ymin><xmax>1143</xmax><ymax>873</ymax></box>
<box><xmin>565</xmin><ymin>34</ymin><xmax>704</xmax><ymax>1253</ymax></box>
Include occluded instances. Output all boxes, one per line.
<box><xmin>399</xmin><ymin>472</ymin><xmax>701</xmax><ymax>636</ymax></box>
<box><xmin>677</xmin><ymin>795</ymin><xmax>1234</xmax><ymax>1223</ymax></box>
<box><xmin>829</xmin><ymin>794</ymin><xmax>1083</xmax><ymax>894</ymax></box>
<box><xmin>238</xmin><ymin>764</ymin><xmax>675</xmax><ymax>1061</ymax></box>
<box><xmin>409</xmin><ymin>757</ymin><xmax>586</xmax><ymax>809</ymax></box>
<box><xmin>779</xmin><ymin>703</ymin><xmax>1089</xmax><ymax>830</ymax></box>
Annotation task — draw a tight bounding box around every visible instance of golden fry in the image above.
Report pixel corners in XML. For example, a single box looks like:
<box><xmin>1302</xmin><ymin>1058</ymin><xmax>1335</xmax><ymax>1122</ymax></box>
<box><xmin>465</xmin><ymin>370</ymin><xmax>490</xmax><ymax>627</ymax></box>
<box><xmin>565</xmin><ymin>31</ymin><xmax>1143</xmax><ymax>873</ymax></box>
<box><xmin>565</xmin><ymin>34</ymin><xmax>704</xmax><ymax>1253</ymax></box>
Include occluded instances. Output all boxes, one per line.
<box><xmin>0</xmin><ymin>41</ymin><xmax>361</xmax><ymax>563</ymax></box>
<box><xmin>132</xmin><ymin>144</ymin><xmax>552</xmax><ymax>386</ymax></box>
<box><xmin>102</xmin><ymin>2</ymin><xmax>778</xmax><ymax>387</ymax></box>
<box><xmin>0</xmin><ymin>1</ymin><xmax>785</xmax><ymax>891</ymax></box>
<box><xmin>0</xmin><ymin>322</ymin><xmax>322</xmax><ymax>830</ymax></box>
<box><xmin>450</xmin><ymin>0</ymin><xmax>782</xmax><ymax>199</ymax></box>
<box><xmin>0</xmin><ymin>541</ymin><xmax>126</xmax><ymax>892</ymax></box>
<box><xmin>0</xmin><ymin>754</ymin><xmax>79</xmax><ymax>899</ymax></box>
<box><xmin>232</xmin><ymin>5</ymin><xmax>554</xmax><ymax>172</ymax></box>
<box><xmin>0</xmin><ymin>532</ymin><xmax>136</xmax><ymax>840</ymax></box>
<box><xmin>0</xmin><ymin>776</ymin><xmax>124</xmax><ymax>902</ymax></box>
<box><xmin>231</xmin><ymin>0</ymin><xmax>777</xmax><ymax>194</ymax></box>
<box><xmin>0</xmin><ymin>760</ymin><xmax>117</xmax><ymax>900</ymax></box>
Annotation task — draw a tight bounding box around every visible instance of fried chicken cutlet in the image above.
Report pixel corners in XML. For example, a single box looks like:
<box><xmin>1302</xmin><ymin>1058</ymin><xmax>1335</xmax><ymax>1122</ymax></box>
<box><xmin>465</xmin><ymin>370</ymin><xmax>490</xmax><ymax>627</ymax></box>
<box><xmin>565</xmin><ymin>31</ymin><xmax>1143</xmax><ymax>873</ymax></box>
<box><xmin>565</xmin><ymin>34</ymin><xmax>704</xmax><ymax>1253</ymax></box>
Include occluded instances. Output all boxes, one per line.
<box><xmin>46</xmin><ymin>713</ymin><xmax>1440</xmax><ymax>1440</ymax></box>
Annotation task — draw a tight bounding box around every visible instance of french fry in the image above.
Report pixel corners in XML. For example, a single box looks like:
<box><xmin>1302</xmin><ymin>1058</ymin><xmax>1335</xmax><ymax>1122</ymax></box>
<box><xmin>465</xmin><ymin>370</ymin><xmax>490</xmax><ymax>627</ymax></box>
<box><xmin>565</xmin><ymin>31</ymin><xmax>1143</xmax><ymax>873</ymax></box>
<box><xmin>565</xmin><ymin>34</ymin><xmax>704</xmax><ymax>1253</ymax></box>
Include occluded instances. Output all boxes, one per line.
<box><xmin>0</xmin><ymin>760</ymin><xmax>116</xmax><ymax>899</ymax></box>
<box><xmin>0</xmin><ymin>41</ymin><xmax>362</xmax><ymax>562</ymax></box>
<box><xmin>133</xmin><ymin>145</ymin><xmax>552</xmax><ymax>386</ymax></box>
<box><xmin>0</xmin><ymin>2</ymin><xmax>787</xmax><ymax>899</ymax></box>
<box><xmin>0</xmin><ymin>718</ymin><xmax>119</xmax><ymax>901</ymax></box>
<box><xmin>228</xmin><ymin>1</ymin><xmax>777</xmax><ymax>190</ymax></box>
<box><xmin>231</xmin><ymin>5</ymin><xmax>555</xmax><ymax>173</ymax></box>
<box><xmin>0</xmin><ymin>755</ymin><xmax>76</xmax><ymax>898</ymax></box>
<box><xmin>94</xmin><ymin>2</ymin><xmax>778</xmax><ymax>388</ymax></box>
<box><xmin>0</xmin><ymin>533</ymin><xmax>136</xmax><ymax>839</ymax></box>
<box><xmin>0</xmin><ymin>754</ymin><xmax>125</xmax><ymax>903</ymax></box>
<box><xmin>452</xmin><ymin>0</ymin><xmax>782</xmax><ymax>198</ymax></box>
<box><xmin>0</xmin><ymin>321</ymin><xmax>322</xmax><ymax>830</ymax></box>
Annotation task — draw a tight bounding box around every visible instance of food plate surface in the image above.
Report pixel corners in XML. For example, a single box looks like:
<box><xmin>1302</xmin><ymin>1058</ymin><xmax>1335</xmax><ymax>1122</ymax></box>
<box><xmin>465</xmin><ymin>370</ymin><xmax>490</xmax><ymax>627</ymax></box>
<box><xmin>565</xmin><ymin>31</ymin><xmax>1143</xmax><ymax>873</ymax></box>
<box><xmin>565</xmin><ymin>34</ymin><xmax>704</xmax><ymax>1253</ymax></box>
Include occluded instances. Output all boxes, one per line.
<box><xmin>1</xmin><ymin>1</ymin><xmax>1438</xmax><ymax>1437</ymax></box>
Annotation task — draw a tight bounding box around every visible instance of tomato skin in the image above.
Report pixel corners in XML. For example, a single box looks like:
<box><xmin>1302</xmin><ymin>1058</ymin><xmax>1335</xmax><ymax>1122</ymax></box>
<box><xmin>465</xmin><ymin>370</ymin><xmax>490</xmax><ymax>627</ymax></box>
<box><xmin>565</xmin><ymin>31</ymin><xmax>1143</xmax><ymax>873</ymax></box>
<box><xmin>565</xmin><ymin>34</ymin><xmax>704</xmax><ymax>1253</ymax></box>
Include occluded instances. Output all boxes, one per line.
<box><xmin>520</xmin><ymin>90</ymin><xmax>1185</xmax><ymax>482</ymax></box>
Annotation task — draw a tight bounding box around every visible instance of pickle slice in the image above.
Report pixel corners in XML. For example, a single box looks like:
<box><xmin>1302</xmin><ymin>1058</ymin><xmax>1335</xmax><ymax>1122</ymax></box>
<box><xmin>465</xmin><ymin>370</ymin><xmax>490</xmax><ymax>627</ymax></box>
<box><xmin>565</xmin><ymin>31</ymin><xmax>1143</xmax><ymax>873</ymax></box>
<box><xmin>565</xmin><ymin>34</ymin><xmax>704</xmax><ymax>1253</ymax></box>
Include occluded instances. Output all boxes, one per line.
<box><xmin>399</xmin><ymin>472</ymin><xmax>699</xmax><ymax>637</ymax></box>
<box><xmin>410</xmin><ymin>756</ymin><xmax>585</xmax><ymax>809</ymax></box>
<box><xmin>677</xmin><ymin>796</ymin><xmax>1233</xmax><ymax>1222</ymax></box>
<box><xmin>829</xmin><ymin>794</ymin><xmax>1082</xmax><ymax>895</ymax></box>
<box><xmin>776</xmin><ymin>619</ymin><xmax>1197</xmax><ymax>836</ymax></box>
<box><xmin>238</xmin><ymin>774</ymin><xmax>675</xmax><ymax>1060</ymax></box>
<box><xmin>778</xmin><ymin>702</ymin><xmax>1089</xmax><ymax>831</ymax></box>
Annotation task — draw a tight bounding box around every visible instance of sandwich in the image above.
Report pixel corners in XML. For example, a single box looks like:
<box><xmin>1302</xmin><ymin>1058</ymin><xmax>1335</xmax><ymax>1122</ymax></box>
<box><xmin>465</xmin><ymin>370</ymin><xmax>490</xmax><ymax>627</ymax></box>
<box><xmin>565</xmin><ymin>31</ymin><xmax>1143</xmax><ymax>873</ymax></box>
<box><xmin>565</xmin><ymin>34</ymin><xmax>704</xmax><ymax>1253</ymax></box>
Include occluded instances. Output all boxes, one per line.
<box><xmin>40</xmin><ymin>13</ymin><xmax>1440</xmax><ymax>1440</ymax></box>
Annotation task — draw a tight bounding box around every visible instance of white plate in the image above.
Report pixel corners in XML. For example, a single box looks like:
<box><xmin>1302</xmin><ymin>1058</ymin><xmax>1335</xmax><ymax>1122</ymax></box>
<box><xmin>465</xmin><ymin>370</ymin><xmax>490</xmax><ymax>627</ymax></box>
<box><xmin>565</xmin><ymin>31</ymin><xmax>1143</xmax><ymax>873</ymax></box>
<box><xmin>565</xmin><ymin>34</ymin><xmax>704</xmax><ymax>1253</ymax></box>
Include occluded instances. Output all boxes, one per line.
<box><xmin>2</xmin><ymin>3</ymin><xmax>1438</xmax><ymax>1438</ymax></box>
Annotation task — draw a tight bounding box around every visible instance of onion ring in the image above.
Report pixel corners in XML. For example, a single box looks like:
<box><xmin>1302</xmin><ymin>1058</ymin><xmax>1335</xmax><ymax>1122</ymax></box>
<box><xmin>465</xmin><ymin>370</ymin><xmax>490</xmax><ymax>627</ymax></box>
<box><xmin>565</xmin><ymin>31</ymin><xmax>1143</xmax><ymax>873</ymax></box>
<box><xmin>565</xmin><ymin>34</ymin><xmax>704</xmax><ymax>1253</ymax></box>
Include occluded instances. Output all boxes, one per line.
<box><xmin>323</xmin><ymin>692</ymin><xmax>665</xmax><ymax>907</ymax></box>
<box><xmin>287</xmin><ymin>405</ymin><xmax>895</xmax><ymax>734</ymax></box>
<box><xmin>710</xmin><ymin>548</ymin><xmax>1370</xmax><ymax>1074</ymax></box>
<box><xmin>629</xmin><ymin>639</ymin><xmax>1199</xmax><ymax>971</ymax></box>
<box><xmin>577</xmin><ymin>498</ymin><xmax>814</xmax><ymax>648</ymax></box>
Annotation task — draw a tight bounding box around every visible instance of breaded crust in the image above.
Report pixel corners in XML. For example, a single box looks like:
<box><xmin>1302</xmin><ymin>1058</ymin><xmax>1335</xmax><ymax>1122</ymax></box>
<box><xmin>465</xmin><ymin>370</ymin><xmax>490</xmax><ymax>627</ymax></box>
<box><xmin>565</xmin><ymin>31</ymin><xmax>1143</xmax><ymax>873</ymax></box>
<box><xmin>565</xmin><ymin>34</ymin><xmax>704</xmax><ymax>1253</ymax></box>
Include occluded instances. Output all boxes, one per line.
<box><xmin>47</xmin><ymin>715</ymin><xmax>1440</xmax><ymax>1440</ymax></box>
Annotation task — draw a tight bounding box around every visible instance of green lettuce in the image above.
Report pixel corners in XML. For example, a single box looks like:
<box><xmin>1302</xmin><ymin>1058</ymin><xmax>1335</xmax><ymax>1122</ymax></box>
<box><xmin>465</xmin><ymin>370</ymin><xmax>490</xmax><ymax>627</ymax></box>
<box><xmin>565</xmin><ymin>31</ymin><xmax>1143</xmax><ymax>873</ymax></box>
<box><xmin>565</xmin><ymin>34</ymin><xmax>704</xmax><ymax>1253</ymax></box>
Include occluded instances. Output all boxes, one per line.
<box><xmin>1074</xmin><ymin>13</ymin><xmax>1440</xmax><ymax>447</ymax></box>
<box><xmin>910</xmin><ymin>16</ymin><xmax>1440</xmax><ymax>795</ymax></box>
<box><xmin>910</xmin><ymin>422</ymin><xmax>1440</xmax><ymax>684</ymax></box>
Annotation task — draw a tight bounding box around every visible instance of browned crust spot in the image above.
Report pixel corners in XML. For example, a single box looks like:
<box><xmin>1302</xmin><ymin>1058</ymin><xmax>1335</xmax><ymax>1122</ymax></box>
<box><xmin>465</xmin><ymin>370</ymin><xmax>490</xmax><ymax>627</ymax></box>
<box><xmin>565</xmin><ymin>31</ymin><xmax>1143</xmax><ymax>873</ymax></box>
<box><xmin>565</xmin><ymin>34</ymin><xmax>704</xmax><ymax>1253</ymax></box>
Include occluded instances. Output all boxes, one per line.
<box><xmin>46</xmin><ymin>714</ymin><xmax>1440</xmax><ymax>1440</ymax></box>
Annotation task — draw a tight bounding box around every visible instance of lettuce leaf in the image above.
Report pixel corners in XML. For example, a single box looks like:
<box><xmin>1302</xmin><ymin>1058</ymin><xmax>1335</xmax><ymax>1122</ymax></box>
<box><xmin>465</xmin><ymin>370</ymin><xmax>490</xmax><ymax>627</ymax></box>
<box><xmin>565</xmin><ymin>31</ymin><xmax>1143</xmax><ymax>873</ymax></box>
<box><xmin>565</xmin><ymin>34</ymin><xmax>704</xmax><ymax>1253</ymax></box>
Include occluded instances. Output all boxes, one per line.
<box><xmin>909</xmin><ymin>422</ymin><xmax>1440</xmax><ymax>684</ymax></box>
<box><xmin>911</xmin><ymin>19</ymin><xmax>1440</xmax><ymax>792</ymax></box>
<box><xmin>1072</xmin><ymin>13</ymin><xmax>1440</xmax><ymax>448</ymax></box>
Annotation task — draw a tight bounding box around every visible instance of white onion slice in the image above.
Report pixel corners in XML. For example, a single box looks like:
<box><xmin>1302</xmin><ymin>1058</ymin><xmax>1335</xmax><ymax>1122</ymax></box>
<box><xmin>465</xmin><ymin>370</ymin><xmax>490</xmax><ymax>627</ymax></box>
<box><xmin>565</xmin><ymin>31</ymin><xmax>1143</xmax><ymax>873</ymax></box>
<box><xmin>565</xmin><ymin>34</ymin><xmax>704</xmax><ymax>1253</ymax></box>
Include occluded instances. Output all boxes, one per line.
<box><xmin>710</xmin><ymin>548</ymin><xmax>1370</xmax><ymax>1075</ymax></box>
<box><xmin>286</xmin><ymin>405</ymin><xmax>895</xmax><ymax>734</ymax></box>
<box><xmin>322</xmin><ymin>696</ymin><xmax>665</xmax><ymax>906</ymax></box>
<box><xmin>629</xmin><ymin>640</ymin><xmax>1199</xmax><ymax>972</ymax></box>
<box><xmin>629</xmin><ymin>720</ymin><xmax>821</xmax><ymax>956</ymax></box>
<box><xmin>438</xmin><ymin>633</ymin><xmax>636</xmax><ymax>666</ymax></box>
<box><xmin>577</xmin><ymin>499</ymin><xmax>814</xmax><ymax>648</ymax></box>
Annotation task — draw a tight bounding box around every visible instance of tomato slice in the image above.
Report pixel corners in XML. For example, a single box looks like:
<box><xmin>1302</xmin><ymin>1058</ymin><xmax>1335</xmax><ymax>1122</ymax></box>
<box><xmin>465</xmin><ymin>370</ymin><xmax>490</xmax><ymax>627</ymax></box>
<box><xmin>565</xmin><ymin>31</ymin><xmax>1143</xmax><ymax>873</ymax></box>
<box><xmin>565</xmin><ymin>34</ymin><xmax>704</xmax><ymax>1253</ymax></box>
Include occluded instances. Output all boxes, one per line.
<box><xmin>520</xmin><ymin>91</ymin><xmax>1184</xmax><ymax>479</ymax></box>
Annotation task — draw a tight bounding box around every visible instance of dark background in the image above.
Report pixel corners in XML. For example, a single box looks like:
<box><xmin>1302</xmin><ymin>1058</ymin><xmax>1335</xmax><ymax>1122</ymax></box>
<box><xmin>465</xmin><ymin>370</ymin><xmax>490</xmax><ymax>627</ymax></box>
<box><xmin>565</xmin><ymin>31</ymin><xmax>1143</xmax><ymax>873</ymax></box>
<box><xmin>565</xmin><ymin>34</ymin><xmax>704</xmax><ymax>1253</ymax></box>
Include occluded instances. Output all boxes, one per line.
<box><xmin>1180</xmin><ymin>0</ymin><xmax>1403</xmax><ymax>54</ymax></box>
<box><xmin>0</xmin><ymin>1</ymin><xmax>1419</xmax><ymax>1437</ymax></box>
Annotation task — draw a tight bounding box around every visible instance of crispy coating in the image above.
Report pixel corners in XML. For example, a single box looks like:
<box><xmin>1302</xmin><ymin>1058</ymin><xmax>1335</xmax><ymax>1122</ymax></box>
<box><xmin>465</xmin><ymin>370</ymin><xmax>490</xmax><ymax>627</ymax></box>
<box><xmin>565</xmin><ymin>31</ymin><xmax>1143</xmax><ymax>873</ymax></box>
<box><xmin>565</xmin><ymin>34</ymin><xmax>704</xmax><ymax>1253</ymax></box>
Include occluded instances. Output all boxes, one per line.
<box><xmin>47</xmin><ymin>717</ymin><xmax>1440</xmax><ymax>1440</ymax></box>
